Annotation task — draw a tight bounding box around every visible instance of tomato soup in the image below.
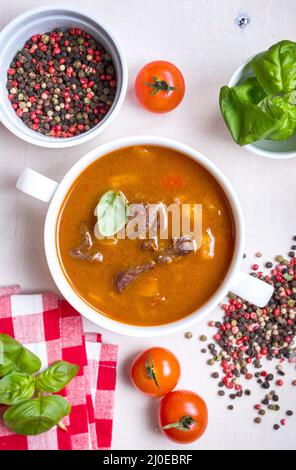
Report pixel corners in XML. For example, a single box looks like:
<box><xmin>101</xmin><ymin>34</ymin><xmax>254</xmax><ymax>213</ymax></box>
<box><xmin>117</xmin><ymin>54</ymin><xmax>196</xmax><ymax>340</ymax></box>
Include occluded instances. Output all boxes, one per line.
<box><xmin>56</xmin><ymin>145</ymin><xmax>235</xmax><ymax>326</ymax></box>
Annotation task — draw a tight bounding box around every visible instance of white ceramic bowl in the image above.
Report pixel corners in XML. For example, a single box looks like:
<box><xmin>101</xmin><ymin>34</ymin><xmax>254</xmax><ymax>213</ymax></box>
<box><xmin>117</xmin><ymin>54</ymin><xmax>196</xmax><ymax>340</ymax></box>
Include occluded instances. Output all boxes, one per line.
<box><xmin>0</xmin><ymin>5</ymin><xmax>128</xmax><ymax>148</ymax></box>
<box><xmin>228</xmin><ymin>57</ymin><xmax>296</xmax><ymax>159</ymax></box>
<box><xmin>16</xmin><ymin>136</ymin><xmax>274</xmax><ymax>337</ymax></box>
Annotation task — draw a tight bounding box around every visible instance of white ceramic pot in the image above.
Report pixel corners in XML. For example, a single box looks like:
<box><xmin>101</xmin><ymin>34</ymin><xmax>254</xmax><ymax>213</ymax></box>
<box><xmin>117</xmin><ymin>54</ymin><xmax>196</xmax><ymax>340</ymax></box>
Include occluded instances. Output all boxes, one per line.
<box><xmin>0</xmin><ymin>6</ymin><xmax>128</xmax><ymax>148</ymax></box>
<box><xmin>228</xmin><ymin>57</ymin><xmax>296</xmax><ymax>159</ymax></box>
<box><xmin>16</xmin><ymin>136</ymin><xmax>274</xmax><ymax>337</ymax></box>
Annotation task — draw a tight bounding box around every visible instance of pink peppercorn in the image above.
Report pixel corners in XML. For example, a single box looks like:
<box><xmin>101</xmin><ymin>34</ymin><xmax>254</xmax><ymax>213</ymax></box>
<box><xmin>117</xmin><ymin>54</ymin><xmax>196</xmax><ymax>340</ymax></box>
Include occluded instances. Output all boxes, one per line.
<box><xmin>276</xmin><ymin>380</ymin><xmax>284</xmax><ymax>386</ymax></box>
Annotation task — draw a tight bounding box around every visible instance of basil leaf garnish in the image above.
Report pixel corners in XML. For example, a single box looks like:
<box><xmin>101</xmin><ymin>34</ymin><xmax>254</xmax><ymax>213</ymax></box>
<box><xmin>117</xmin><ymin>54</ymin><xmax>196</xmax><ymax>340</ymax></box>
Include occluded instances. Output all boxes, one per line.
<box><xmin>0</xmin><ymin>333</ymin><xmax>41</xmax><ymax>376</ymax></box>
<box><xmin>4</xmin><ymin>395</ymin><xmax>71</xmax><ymax>436</ymax></box>
<box><xmin>35</xmin><ymin>361</ymin><xmax>79</xmax><ymax>393</ymax></box>
<box><xmin>0</xmin><ymin>371</ymin><xmax>35</xmax><ymax>405</ymax></box>
<box><xmin>96</xmin><ymin>190</ymin><xmax>128</xmax><ymax>237</ymax></box>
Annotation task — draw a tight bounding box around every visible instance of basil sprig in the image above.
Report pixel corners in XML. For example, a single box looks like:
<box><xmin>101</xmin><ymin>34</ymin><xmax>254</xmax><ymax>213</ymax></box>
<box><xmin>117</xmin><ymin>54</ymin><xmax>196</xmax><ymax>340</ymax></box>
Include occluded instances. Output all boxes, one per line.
<box><xmin>219</xmin><ymin>40</ymin><xmax>296</xmax><ymax>145</ymax></box>
<box><xmin>95</xmin><ymin>190</ymin><xmax>129</xmax><ymax>237</ymax></box>
<box><xmin>0</xmin><ymin>333</ymin><xmax>79</xmax><ymax>435</ymax></box>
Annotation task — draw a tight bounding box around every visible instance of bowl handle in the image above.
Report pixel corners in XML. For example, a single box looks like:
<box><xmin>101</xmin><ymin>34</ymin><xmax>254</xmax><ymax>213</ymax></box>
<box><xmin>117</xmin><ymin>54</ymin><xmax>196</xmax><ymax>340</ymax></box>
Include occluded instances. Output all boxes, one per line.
<box><xmin>16</xmin><ymin>168</ymin><xmax>58</xmax><ymax>203</ymax></box>
<box><xmin>230</xmin><ymin>271</ymin><xmax>274</xmax><ymax>307</ymax></box>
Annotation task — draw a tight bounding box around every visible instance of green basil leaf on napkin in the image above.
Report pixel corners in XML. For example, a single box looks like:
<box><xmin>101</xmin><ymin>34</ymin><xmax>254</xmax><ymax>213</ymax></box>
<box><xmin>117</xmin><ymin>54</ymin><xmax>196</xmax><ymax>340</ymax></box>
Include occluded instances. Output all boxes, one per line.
<box><xmin>4</xmin><ymin>395</ymin><xmax>71</xmax><ymax>435</ymax></box>
<box><xmin>35</xmin><ymin>360</ymin><xmax>79</xmax><ymax>393</ymax></box>
<box><xmin>252</xmin><ymin>40</ymin><xmax>296</xmax><ymax>95</ymax></box>
<box><xmin>96</xmin><ymin>190</ymin><xmax>129</xmax><ymax>237</ymax></box>
<box><xmin>0</xmin><ymin>333</ymin><xmax>41</xmax><ymax>376</ymax></box>
<box><xmin>0</xmin><ymin>371</ymin><xmax>35</xmax><ymax>405</ymax></box>
<box><xmin>0</xmin><ymin>356</ymin><xmax>17</xmax><ymax>377</ymax></box>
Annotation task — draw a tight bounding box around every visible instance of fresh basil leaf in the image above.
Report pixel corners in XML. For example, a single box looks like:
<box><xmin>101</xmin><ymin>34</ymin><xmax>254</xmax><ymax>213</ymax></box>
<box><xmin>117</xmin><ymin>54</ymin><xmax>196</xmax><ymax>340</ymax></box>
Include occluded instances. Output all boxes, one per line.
<box><xmin>35</xmin><ymin>360</ymin><xmax>79</xmax><ymax>393</ymax></box>
<box><xmin>0</xmin><ymin>333</ymin><xmax>41</xmax><ymax>376</ymax></box>
<box><xmin>259</xmin><ymin>92</ymin><xmax>296</xmax><ymax>140</ymax></box>
<box><xmin>232</xmin><ymin>77</ymin><xmax>267</xmax><ymax>104</ymax></box>
<box><xmin>252</xmin><ymin>40</ymin><xmax>296</xmax><ymax>94</ymax></box>
<box><xmin>0</xmin><ymin>371</ymin><xmax>35</xmax><ymax>405</ymax></box>
<box><xmin>96</xmin><ymin>190</ymin><xmax>128</xmax><ymax>237</ymax></box>
<box><xmin>219</xmin><ymin>85</ymin><xmax>279</xmax><ymax>145</ymax></box>
<box><xmin>0</xmin><ymin>356</ymin><xmax>16</xmax><ymax>377</ymax></box>
<box><xmin>4</xmin><ymin>395</ymin><xmax>71</xmax><ymax>436</ymax></box>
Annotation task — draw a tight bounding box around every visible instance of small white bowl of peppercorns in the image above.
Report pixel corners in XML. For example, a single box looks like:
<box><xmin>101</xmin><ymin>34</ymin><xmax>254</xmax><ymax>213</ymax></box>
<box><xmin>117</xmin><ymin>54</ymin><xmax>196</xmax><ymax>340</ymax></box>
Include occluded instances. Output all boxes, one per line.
<box><xmin>0</xmin><ymin>5</ymin><xmax>128</xmax><ymax>148</ymax></box>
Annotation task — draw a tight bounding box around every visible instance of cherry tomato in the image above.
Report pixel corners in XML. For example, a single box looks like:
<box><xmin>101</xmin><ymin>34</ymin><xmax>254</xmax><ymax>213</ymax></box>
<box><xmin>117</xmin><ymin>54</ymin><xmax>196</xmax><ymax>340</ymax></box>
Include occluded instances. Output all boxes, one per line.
<box><xmin>158</xmin><ymin>390</ymin><xmax>208</xmax><ymax>444</ymax></box>
<box><xmin>130</xmin><ymin>347</ymin><xmax>180</xmax><ymax>397</ymax></box>
<box><xmin>135</xmin><ymin>61</ymin><xmax>185</xmax><ymax>113</ymax></box>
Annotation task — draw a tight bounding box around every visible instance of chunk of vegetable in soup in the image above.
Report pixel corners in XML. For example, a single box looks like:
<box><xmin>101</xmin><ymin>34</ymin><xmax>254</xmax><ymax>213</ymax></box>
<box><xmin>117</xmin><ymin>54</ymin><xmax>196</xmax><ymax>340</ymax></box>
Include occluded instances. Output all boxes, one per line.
<box><xmin>57</xmin><ymin>146</ymin><xmax>235</xmax><ymax>326</ymax></box>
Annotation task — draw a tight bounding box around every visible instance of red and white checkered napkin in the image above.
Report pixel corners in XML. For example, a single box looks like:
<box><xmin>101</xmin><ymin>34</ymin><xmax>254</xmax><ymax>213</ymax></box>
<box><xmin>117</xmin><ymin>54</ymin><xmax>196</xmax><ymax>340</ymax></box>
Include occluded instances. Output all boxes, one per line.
<box><xmin>0</xmin><ymin>286</ymin><xmax>118</xmax><ymax>450</ymax></box>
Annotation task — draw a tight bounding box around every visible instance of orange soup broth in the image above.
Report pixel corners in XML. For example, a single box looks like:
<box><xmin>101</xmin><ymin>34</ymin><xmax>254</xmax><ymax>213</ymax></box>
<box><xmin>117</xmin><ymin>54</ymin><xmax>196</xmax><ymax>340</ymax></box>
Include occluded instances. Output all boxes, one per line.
<box><xmin>57</xmin><ymin>146</ymin><xmax>235</xmax><ymax>326</ymax></box>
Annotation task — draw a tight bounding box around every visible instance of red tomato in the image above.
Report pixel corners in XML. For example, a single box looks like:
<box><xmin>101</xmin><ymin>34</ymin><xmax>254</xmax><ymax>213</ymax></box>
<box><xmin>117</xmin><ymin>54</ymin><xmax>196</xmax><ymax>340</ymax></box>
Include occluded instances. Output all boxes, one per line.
<box><xmin>130</xmin><ymin>347</ymin><xmax>180</xmax><ymax>397</ymax></box>
<box><xmin>135</xmin><ymin>61</ymin><xmax>185</xmax><ymax>113</ymax></box>
<box><xmin>158</xmin><ymin>390</ymin><xmax>208</xmax><ymax>444</ymax></box>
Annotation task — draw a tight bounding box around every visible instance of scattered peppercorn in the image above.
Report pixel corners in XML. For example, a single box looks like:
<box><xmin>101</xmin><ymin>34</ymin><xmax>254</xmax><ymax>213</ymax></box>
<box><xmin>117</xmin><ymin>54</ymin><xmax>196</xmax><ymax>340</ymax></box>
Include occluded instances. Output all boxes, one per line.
<box><xmin>228</xmin><ymin>405</ymin><xmax>234</xmax><ymax>410</ymax></box>
<box><xmin>203</xmin><ymin>241</ymin><xmax>296</xmax><ymax>431</ymax></box>
<box><xmin>274</xmin><ymin>424</ymin><xmax>280</xmax><ymax>431</ymax></box>
<box><xmin>254</xmin><ymin>417</ymin><xmax>261</xmax><ymax>424</ymax></box>
<box><xmin>286</xmin><ymin>410</ymin><xmax>293</xmax><ymax>416</ymax></box>
<box><xmin>185</xmin><ymin>331</ymin><xmax>193</xmax><ymax>339</ymax></box>
<box><xmin>199</xmin><ymin>335</ymin><xmax>207</xmax><ymax>342</ymax></box>
<box><xmin>7</xmin><ymin>28</ymin><xmax>117</xmax><ymax>138</ymax></box>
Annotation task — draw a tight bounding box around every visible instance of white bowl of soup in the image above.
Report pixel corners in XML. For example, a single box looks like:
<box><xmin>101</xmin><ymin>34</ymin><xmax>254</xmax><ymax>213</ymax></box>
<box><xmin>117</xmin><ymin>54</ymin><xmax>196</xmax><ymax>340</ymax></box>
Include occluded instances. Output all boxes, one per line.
<box><xmin>16</xmin><ymin>136</ymin><xmax>273</xmax><ymax>337</ymax></box>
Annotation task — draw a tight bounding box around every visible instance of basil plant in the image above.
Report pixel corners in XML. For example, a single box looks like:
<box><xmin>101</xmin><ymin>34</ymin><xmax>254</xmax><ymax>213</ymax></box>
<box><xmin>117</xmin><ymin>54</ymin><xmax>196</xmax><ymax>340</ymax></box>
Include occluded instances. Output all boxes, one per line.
<box><xmin>220</xmin><ymin>40</ymin><xmax>296</xmax><ymax>145</ymax></box>
<box><xmin>0</xmin><ymin>333</ymin><xmax>79</xmax><ymax>435</ymax></box>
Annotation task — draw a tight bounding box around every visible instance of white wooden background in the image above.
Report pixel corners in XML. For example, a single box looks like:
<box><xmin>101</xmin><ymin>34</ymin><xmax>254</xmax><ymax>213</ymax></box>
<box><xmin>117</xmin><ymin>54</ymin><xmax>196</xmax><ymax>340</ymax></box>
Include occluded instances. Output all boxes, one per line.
<box><xmin>1</xmin><ymin>0</ymin><xmax>296</xmax><ymax>450</ymax></box>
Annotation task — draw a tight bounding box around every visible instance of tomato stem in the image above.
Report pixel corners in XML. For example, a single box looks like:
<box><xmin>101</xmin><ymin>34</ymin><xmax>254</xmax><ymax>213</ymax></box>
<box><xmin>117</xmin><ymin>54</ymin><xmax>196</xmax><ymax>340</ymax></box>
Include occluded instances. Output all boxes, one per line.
<box><xmin>162</xmin><ymin>415</ymin><xmax>196</xmax><ymax>431</ymax></box>
<box><xmin>145</xmin><ymin>353</ymin><xmax>160</xmax><ymax>389</ymax></box>
<box><xmin>145</xmin><ymin>76</ymin><xmax>176</xmax><ymax>95</ymax></box>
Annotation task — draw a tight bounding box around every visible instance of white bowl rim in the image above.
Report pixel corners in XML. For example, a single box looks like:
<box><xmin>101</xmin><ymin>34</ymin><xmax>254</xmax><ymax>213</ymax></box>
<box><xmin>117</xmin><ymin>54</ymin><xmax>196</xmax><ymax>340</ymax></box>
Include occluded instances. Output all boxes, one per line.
<box><xmin>0</xmin><ymin>4</ymin><xmax>128</xmax><ymax>148</ymax></box>
<box><xmin>228</xmin><ymin>56</ymin><xmax>296</xmax><ymax>160</ymax></box>
<box><xmin>44</xmin><ymin>135</ymin><xmax>245</xmax><ymax>337</ymax></box>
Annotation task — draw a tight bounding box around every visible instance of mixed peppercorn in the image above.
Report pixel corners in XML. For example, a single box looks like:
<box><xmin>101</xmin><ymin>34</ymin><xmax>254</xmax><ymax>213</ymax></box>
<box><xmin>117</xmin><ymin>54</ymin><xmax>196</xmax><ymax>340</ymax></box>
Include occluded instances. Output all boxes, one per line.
<box><xmin>200</xmin><ymin>237</ymin><xmax>296</xmax><ymax>430</ymax></box>
<box><xmin>6</xmin><ymin>28</ymin><xmax>117</xmax><ymax>138</ymax></box>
